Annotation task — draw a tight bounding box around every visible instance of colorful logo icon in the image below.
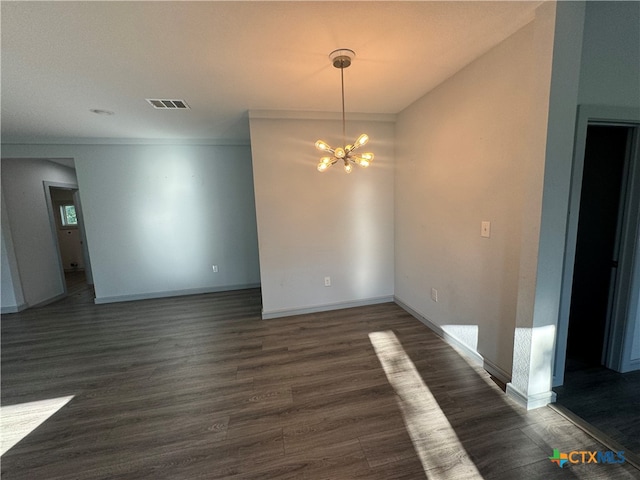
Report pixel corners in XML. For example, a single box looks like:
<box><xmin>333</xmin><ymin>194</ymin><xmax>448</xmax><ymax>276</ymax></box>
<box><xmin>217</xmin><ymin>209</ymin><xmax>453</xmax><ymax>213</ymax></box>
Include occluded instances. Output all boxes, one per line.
<box><xmin>549</xmin><ymin>449</ymin><xmax>625</xmax><ymax>468</ymax></box>
<box><xmin>549</xmin><ymin>449</ymin><xmax>569</xmax><ymax>468</ymax></box>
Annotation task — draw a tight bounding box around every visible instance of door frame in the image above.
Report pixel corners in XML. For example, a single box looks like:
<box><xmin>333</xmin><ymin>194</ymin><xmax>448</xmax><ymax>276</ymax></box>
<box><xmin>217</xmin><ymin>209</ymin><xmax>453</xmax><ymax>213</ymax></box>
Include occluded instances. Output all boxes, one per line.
<box><xmin>42</xmin><ymin>180</ymin><xmax>87</xmax><ymax>298</ymax></box>
<box><xmin>554</xmin><ymin>105</ymin><xmax>640</xmax><ymax>387</ymax></box>
<box><xmin>72</xmin><ymin>190</ymin><xmax>94</xmax><ymax>285</ymax></box>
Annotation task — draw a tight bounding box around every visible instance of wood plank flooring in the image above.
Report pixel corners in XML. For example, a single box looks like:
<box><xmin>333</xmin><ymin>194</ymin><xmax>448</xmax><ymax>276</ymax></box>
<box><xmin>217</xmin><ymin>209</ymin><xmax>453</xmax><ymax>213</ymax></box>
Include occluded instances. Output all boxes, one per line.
<box><xmin>61</xmin><ymin>270</ymin><xmax>95</xmax><ymax>305</ymax></box>
<box><xmin>2</xmin><ymin>288</ymin><xmax>639</xmax><ymax>479</ymax></box>
<box><xmin>554</xmin><ymin>359</ymin><xmax>640</xmax><ymax>456</ymax></box>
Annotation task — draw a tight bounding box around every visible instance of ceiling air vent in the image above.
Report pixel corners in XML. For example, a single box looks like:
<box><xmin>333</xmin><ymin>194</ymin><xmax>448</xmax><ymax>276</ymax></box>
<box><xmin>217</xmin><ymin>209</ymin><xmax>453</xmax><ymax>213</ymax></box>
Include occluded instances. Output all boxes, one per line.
<box><xmin>146</xmin><ymin>99</ymin><xmax>190</xmax><ymax>110</ymax></box>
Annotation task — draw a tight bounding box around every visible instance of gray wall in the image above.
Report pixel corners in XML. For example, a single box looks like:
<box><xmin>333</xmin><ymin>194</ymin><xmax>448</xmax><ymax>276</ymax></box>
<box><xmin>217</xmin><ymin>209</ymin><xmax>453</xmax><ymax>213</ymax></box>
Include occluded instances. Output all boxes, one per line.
<box><xmin>249</xmin><ymin>112</ymin><xmax>395</xmax><ymax>317</ymax></box>
<box><xmin>1</xmin><ymin>144</ymin><xmax>260</xmax><ymax>304</ymax></box>
<box><xmin>578</xmin><ymin>1</ymin><xmax>640</xmax><ymax>106</ymax></box>
<box><xmin>1</xmin><ymin>190</ymin><xmax>26</xmax><ymax>312</ymax></box>
<box><xmin>1</xmin><ymin>159</ymin><xmax>78</xmax><ymax>308</ymax></box>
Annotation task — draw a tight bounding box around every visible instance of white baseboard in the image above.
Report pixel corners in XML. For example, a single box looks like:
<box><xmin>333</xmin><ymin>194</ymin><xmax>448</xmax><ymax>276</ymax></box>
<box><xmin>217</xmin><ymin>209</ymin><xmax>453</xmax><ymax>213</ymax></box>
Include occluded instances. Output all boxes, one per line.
<box><xmin>1</xmin><ymin>303</ymin><xmax>28</xmax><ymax>314</ymax></box>
<box><xmin>394</xmin><ymin>297</ymin><xmax>482</xmax><ymax>363</ymax></box>
<box><xmin>620</xmin><ymin>358</ymin><xmax>640</xmax><ymax>373</ymax></box>
<box><xmin>3</xmin><ymin>292</ymin><xmax>70</xmax><ymax>314</ymax></box>
<box><xmin>94</xmin><ymin>283</ymin><xmax>261</xmax><ymax>305</ymax></box>
<box><xmin>482</xmin><ymin>358</ymin><xmax>512</xmax><ymax>386</ymax></box>
<box><xmin>394</xmin><ymin>295</ymin><xmax>555</xmax><ymax>410</ymax></box>
<box><xmin>262</xmin><ymin>296</ymin><xmax>394</xmax><ymax>320</ymax></box>
<box><xmin>394</xmin><ymin>296</ymin><xmax>512</xmax><ymax>385</ymax></box>
<box><xmin>30</xmin><ymin>293</ymin><xmax>67</xmax><ymax>309</ymax></box>
<box><xmin>506</xmin><ymin>382</ymin><xmax>557</xmax><ymax>410</ymax></box>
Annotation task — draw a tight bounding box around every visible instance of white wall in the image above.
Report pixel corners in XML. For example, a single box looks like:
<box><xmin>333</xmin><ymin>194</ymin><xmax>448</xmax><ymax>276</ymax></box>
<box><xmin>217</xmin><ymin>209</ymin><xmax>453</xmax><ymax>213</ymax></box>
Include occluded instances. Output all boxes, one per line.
<box><xmin>249</xmin><ymin>112</ymin><xmax>395</xmax><ymax>318</ymax></box>
<box><xmin>394</xmin><ymin>6</ymin><xmax>555</xmax><ymax>380</ymax></box>
<box><xmin>1</xmin><ymin>190</ymin><xmax>26</xmax><ymax>313</ymax></box>
<box><xmin>1</xmin><ymin>143</ymin><xmax>260</xmax><ymax>304</ymax></box>
<box><xmin>577</xmin><ymin>1</ymin><xmax>640</xmax><ymax>368</ymax></box>
<box><xmin>1</xmin><ymin>159</ymin><xmax>78</xmax><ymax>307</ymax></box>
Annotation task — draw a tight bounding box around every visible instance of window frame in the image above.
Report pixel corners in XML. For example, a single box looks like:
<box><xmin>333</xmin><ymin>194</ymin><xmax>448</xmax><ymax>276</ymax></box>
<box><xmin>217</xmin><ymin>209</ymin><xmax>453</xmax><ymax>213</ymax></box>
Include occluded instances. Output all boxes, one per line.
<box><xmin>58</xmin><ymin>203</ymin><xmax>78</xmax><ymax>228</ymax></box>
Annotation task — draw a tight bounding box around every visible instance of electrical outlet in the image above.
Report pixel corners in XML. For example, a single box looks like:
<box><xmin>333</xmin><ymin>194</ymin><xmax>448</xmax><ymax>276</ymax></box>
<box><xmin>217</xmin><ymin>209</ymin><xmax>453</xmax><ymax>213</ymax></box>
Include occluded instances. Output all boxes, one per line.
<box><xmin>431</xmin><ymin>288</ymin><xmax>438</xmax><ymax>302</ymax></box>
<box><xmin>212</xmin><ymin>265</ymin><xmax>219</xmax><ymax>273</ymax></box>
<box><xmin>324</xmin><ymin>276</ymin><xmax>331</xmax><ymax>287</ymax></box>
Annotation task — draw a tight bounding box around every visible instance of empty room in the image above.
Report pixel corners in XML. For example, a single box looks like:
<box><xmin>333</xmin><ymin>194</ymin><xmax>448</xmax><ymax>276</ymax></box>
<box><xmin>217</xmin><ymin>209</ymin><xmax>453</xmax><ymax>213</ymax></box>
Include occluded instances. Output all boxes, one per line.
<box><xmin>2</xmin><ymin>1</ymin><xmax>639</xmax><ymax>479</ymax></box>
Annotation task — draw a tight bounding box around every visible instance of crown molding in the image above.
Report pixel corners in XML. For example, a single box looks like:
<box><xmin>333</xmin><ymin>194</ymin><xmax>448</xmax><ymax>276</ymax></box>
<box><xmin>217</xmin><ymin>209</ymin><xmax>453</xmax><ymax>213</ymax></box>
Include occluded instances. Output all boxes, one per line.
<box><xmin>249</xmin><ymin>110</ymin><xmax>397</xmax><ymax>123</ymax></box>
<box><xmin>1</xmin><ymin>137</ymin><xmax>251</xmax><ymax>146</ymax></box>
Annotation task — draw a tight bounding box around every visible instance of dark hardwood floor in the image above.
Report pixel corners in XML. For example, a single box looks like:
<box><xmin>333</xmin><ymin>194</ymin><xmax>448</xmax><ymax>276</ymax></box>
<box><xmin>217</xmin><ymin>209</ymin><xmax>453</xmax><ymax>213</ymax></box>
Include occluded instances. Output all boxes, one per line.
<box><xmin>60</xmin><ymin>270</ymin><xmax>95</xmax><ymax>305</ymax></box>
<box><xmin>554</xmin><ymin>358</ymin><xmax>640</xmax><ymax>457</ymax></box>
<box><xmin>2</xmin><ymin>285</ymin><xmax>639</xmax><ymax>479</ymax></box>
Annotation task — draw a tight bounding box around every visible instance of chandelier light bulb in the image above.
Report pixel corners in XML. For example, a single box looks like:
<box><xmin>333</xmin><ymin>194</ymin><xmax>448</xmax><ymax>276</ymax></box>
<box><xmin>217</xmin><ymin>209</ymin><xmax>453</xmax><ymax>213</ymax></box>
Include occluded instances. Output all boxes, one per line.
<box><xmin>334</xmin><ymin>147</ymin><xmax>346</xmax><ymax>159</ymax></box>
<box><xmin>320</xmin><ymin>157</ymin><xmax>332</xmax><ymax>165</ymax></box>
<box><xmin>317</xmin><ymin>162</ymin><xmax>329</xmax><ymax>172</ymax></box>
<box><xmin>360</xmin><ymin>152</ymin><xmax>374</xmax><ymax>161</ymax></box>
<box><xmin>344</xmin><ymin>162</ymin><xmax>353</xmax><ymax>174</ymax></box>
<box><xmin>355</xmin><ymin>133</ymin><xmax>369</xmax><ymax>147</ymax></box>
<box><xmin>315</xmin><ymin>140</ymin><xmax>331</xmax><ymax>152</ymax></box>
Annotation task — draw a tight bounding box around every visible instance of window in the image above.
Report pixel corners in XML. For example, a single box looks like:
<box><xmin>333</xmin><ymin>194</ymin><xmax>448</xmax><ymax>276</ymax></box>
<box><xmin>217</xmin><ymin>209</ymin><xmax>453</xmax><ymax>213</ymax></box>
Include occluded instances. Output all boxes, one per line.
<box><xmin>60</xmin><ymin>204</ymin><xmax>78</xmax><ymax>226</ymax></box>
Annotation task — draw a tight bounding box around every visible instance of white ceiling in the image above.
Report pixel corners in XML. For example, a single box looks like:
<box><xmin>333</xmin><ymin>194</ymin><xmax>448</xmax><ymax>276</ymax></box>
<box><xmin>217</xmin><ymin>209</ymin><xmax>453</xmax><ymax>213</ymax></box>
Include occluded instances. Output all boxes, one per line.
<box><xmin>1</xmin><ymin>1</ymin><xmax>542</xmax><ymax>143</ymax></box>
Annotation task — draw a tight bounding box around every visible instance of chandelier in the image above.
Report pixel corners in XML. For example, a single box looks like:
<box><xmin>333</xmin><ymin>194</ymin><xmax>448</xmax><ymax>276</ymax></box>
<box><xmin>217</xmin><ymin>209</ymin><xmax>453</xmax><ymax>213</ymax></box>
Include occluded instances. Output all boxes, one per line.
<box><xmin>315</xmin><ymin>49</ymin><xmax>374</xmax><ymax>173</ymax></box>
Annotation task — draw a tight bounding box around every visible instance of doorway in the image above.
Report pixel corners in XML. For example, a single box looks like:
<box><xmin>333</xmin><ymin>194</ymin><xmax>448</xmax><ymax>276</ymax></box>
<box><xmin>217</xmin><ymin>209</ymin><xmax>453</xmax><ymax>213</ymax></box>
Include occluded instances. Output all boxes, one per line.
<box><xmin>566</xmin><ymin>125</ymin><xmax>632</xmax><ymax>367</ymax></box>
<box><xmin>552</xmin><ymin>108</ymin><xmax>640</xmax><ymax>465</ymax></box>
<box><xmin>555</xmin><ymin>109</ymin><xmax>640</xmax><ymax>386</ymax></box>
<box><xmin>44</xmin><ymin>182</ymin><xmax>94</xmax><ymax>302</ymax></box>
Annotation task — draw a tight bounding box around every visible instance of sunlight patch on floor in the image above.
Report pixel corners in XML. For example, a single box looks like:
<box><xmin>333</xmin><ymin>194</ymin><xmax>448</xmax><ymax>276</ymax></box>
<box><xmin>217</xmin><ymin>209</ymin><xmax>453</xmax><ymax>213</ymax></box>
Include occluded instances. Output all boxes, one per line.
<box><xmin>369</xmin><ymin>331</ymin><xmax>484</xmax><ymax>479</ymax></box>
<box><xmin>0</xmin><ymin>395</ymin><xmax>74</xmax><ymax>456</ymax></box>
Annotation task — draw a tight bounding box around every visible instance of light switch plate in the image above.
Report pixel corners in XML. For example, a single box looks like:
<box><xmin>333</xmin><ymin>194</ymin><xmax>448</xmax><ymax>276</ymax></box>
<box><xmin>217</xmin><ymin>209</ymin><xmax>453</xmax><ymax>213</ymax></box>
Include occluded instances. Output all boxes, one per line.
<box><xmin>481</xmin><ymin>221</ymin><xmax>491</xmax><ymax>238</ymax></box>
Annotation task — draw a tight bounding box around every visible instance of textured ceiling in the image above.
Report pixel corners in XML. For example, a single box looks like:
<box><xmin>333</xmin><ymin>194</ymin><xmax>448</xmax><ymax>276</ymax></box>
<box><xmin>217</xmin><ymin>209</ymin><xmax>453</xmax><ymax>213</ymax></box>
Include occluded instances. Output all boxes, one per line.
<box><xmin>1</xmin><ymin>1</ymin><xmax>542</xmax><ymax>143</ymax></box>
